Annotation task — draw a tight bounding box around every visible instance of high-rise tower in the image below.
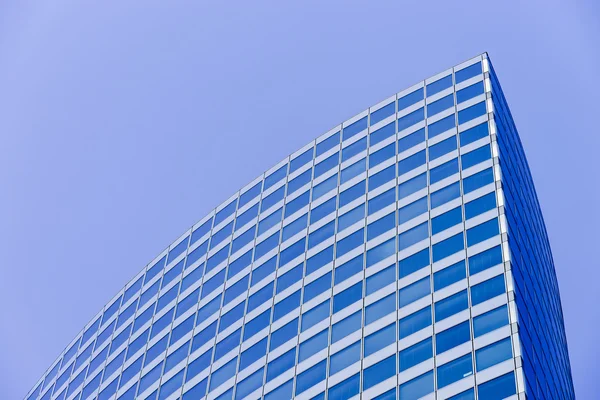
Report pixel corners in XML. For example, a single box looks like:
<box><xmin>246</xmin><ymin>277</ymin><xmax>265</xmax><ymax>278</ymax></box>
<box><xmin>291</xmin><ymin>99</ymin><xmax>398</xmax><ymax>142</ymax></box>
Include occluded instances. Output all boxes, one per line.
<box><xmin>24</xmin><ymin>53</ymin><xmax>574</xmax><ymax>400</ymax></box>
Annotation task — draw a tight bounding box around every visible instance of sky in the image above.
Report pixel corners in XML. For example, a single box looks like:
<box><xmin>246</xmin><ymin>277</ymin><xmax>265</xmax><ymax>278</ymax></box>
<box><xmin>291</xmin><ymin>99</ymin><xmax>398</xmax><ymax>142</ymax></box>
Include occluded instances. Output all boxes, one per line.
<box><xmin>0</xmin><ymin>0</ymin><xmax>598</xmax><ymax>398</ymax></box>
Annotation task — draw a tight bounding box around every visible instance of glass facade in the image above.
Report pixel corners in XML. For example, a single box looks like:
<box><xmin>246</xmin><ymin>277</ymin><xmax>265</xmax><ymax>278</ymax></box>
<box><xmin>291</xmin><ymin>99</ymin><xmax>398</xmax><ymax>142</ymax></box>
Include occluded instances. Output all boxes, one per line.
<box><xmin>24</xmin><ymin>53</ymin><xmax>574</xmax><ymax>400</ymax></box>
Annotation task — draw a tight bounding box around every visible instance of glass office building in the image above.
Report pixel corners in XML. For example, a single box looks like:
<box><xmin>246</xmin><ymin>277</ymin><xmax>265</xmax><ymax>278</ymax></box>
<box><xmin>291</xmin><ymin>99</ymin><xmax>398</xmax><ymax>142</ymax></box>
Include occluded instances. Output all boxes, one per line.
<box><xmin>24</xmin><ymin>53</ymin><xmax>574</xmax><ymax>400</ymax></box>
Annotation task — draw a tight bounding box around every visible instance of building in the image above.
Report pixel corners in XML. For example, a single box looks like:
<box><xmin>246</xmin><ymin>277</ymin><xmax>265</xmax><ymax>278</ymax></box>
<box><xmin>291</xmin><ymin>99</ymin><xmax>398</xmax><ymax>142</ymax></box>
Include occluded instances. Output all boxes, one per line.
<box><xmin>24</xmin><ymin>53</ymin><xmax>574</xmax><ymax>400</ymax></box>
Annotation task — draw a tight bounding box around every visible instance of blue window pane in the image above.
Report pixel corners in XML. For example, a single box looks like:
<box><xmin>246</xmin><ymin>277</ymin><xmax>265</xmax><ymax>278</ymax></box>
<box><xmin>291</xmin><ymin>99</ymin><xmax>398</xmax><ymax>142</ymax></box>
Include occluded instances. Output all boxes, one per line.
<box><xmin>366</xmin><ymin>237</ymin><xmax>395</xmax><ymax>267</ymax></box>
<box><xmin>457</xmin><ymin>81</ymin><xmax>485</xmax><ymax>104</ymax></box>
<box><xmin>436</xmin><ymin>320</ymin><xmax>470</xmax><ymax>354</ymax></box>
<box><xmin>363</xmin><ymin>355</ymin><xmax>396</xmax><ymax>391</ymax></box>
<box><xmin>316</xmin><ymin>132</ymin><xmax>340</xmax><ymax>157</ymax></box>
<box><xmin>191</xmin><ymin>321</ymin><xmax>217</xmax><ymax>353</ymax></box>
<box><xmin>342</xmin><ymin>137</ymin><xmax>367</xmax><ymax>162</ymax></box>
<box><xmin>399</xmin><ymin>277</ymin><xmax>430</xmax><ymax>307</ymax></box>
<box><xmin>435</xmin><ymin>290</ymin><xmax>468</xmax><ymax>322</ymax></box>
<box><xmin>437</xmin><ymin>353</ymin><xmax>473</xmax><ymax>388</ymax></box>
<box><xmin>103</xmin><ymin>350</ymin><xmax>125</xmax><ymax>383</ymax></box>
<box><xmin>310</xmin><ymin>196</ymin><xmax>336</xmax><ymax>224</ymax></box>
<box><xmin>306</xmin><ymin>245</ymin><xmax>333</xmax><ymax>275</ymax></box>
<box><xmin>434</xmin><ymin>260</ymin><xmax>466</xmax><ymax>290</ymax></box>
<box><xmin>230</xmin><ymin>226</ymin><xmax>254</xmax><ymax>255</ymax></box>
<box><xmin>151</xmin><ymin>308</ymin><xmax>174</xmax><ymax>339</ymax></box>
<box><xmin>469</xmin><ymin>245</ymin><xmax>502</xmax><ymax>276</ymax></box>
<box><xmin>368</xmin><ymin>187</ymin><xmax>395</xmax><ymax>215</ymax></box>
<box><xmin>165</xmin><ymin>342</ymin><xmax>189</xmax><ymax>374</ymax></box>
<box><xmin>455</xmin><ymin>62</ymin><xmax>482</xmax><ymax>83</ymax></box>
<box><xmin>398</xmin><ymin>221</ymin><xmax>428</xmax><ymax>250</ymax></box>
<box><xmin>258</xmin><ymin>209</ymin><xmax>282</xmax><ymax>236</ymax></box>
<box><xmin>247</xmin><ymin>281</ymin><xmax>273</xmax><ymax>313</ymax></box>
<box><xmin>449</xmin><ymin>389</ymin><xmax>475</xmax><ymax>400</ymax></box>
<box><xmin>285</xmin><ymin>190</ymin><xmax>309</xmax><ymax>218</ymax></box>
<box><xmin>170</xmin><ymin>315</ymin><xmax>195</xmax><ymax>346</ymax></box>
<box><xmin>186</xmin><ymin>242</ymin><xmax>208</xmax><ymax>269</ymax></box>
<box><xmin>240</xmin><ymin>338</ymin><xmax>267</xmax><ymax>371</ymax></box>
<box><xmin>429</xmin><ymin>136</ymin><xmax>457</xmax><ymax>160</ymax></box>
<box><xmin>343</xmin><ymin>116</ymin><xmax>368</xmax><ymax>140</ymax></box>
<box><xmin>215</xmin><ymin>200</ymin><xmax>237</xmax><ymax>227</ymax></box>
<box><xmin>364</xmin><ymin>323</ymin><xmax>396</xmax><ymax>357</ymax></box>
<box><xmin>243</xmin><ymin>309</ymin><xmax>270</xmax><ymax>340</ymax></box>
<box><xmin>329</xmin><ymin>373</ymin><xmax>360</xmax><ymax>400</ymax></box>
<box><xmin>329</xmin><ymin>341</ymin><xmax>360</xmax><ymax>375</ymax></box>
<box><xmin>176</xmin><ymin>288</ymin><xmax>200</xmax><ymax>319</ymax></box>
<box><xmin>312</xmin><ymin>173</ymin><xmax>338</xmax><ymax>201</ymax></box>
<box><xmin>267</xmin><ymin>348</ymin><xmax>296</xmax><ymax>382</ymax></box>
<box><xmin>183</xmin><ymin>379</ymin><xmax>207</xmax><ymax>400</ymax></box>
<box><xmin>156</xmin><ymin>285</ymin><xmax>178</xmax><ymax>314</ymax></box>
<box><xmin>369</xmin><ymin>164</ymin><xmax>396</xmax><ymax>190</ymax></box>
<box><xmin>228</xmin><ymin>251</ymin><xmax>251</xmax><ymax>279</ymax></box>
<box><xmin>398</xmin><ymin>173</ymin><xmax>427</xmax><ymax>199</ymax></box>
<box><xmin>428</xmin><ymin>114</ymin><xmax>456</xmax><ymax>138</ymax></box>
<box><xmin>334</xmin><ymin>254</ymin><xmax>363</xmax><ymax>285</ymax></box>
<box><xmin>282</xmin><ymin>213</ymin><xmax>308</xmax><ymax>242</ymax></box>
<box><xmin>117</xmin><ymin>301</ymin><xmax>138</xmax><ymax>329</ymax></box>
<box><xmin>191</xmin><ymin>219</ymin><xmax>212</xmax><ymax>246</ymax></box>
<box><xmin>399</xmin><ymin>337</ymin><xmax>433</xmax><ymax>371</ymax></box>
<box><xmin>302</xmin><ymin>300</ymin><xmax>330</xmax><ymax>332</ymax></box>
<box><xmin>398</xmin><ymin>88</ymin><xmax>423</xmax><ymax>111</ymax></box>
<box><xmin>431</xmin><ymin>182</ymin><xmax>460</xmax><ymax>209</ymax></box>
<box><xmin>279</xmin><ymin>238</ymin><xmax>306</xmax><ymax>267</ymax></box>
<box><xmin>471</xmin><ymin>275</ymin><xmax>505</xmax><ymax>306</ymax></box>
<box><xmin>295</xmin><ymin>360</ymin><xmax>327</xmax><ymax>395</ymax></box>
<box><xmin>366</xmin><ymin>263</ymin><xmax>395</xmax><ymax>295</ymax></box>
<box><xmin>218</xmin><ymin>303</ymin><xmax>244</xmax><ymax>334</ymax></box>
<box><xmin>476</xmin><ymin>337</ymin><xmax>512</xmax><ymax>371</ymax></box>
<box><xmin>398</xmin><ymin>108</ymin><xmax>424</xmax><ymax>132</ymax></box>
<box><xmin>427</xmin><ymin>75</ymin><xmax>452</xmax><ymax>96</ymax></box>
<box><xmin>162</xmin><ymin>261</ymin><xmax>184</xmax><ymax>289</ymax></box>
<box><xmin>239</xmin><ymin>183</ymin><xmax>262</xmax><ymax>209</ymax></box>
<box><xmin>399</xmin><ymin>248</ymin><xmax>429</xmax><ymax>278</ymax></box>
<box><xmin>367</xmin><ymin>212</ymin><xmax>395</xmax><ymax>241</ymax></box>
<box><xmin>432</xmin><ymin>206</ymin><xmax>462</xmax><ymax>235</ymax></box>
<box><xmin>303</xmin><ymin>272</ymin><xmax>331</xmax><ymax>303</ymax></box>
<box><xmin>370</xmin><ymin>121</ymin><xmax>396</xmax><ymax>147</ymax></box>
<box><xmin>369</xmin><ymin>142</ymin><xmax>395</xmax><ymax>168</ymax></box>
<box><xmin>467</xmin><ymin>218</ymin><xmax>499</xmax><ymax>246</ymax></box>
<box><xmin>119</xmin><ymin>357</ymin><xmax>142</xmax><ymax>388</ymax></box>
<box><xmin>234</xmin><ymin>367</ymin><xmax>263</xmax><ymax>400</ymax></box>
<box><xmin>338</xmin><ymin>203</ymin><xmax>365</xmax><ymax>233</ymax></box>
<box><xmin>460</xmin><ymin>122</ymin><xmax>489</xmax><ymax>146</ymax></box>
<box><xmin>430</xmin><ymin>158</ymin><xmax>459</xmax><ymax>184</ymax></box>
<box><xmin>433</xmin><ymin>232</ymin><xmax>464</xmax><ymax>262</ymax></box>
<box><xmin>463</xmin><ymin>167</ymin><xmax>494</xmax><ymax>194</ymax></box>
<box><xmin>264</xmin><ymin>164</ymin><xmax>287</xmax><ymax>191</ymax></box>
<box><xmin>315</xmin><ymin>152</ymin><xmax>339</xmax><ymax>179</ymax></box>
<box><xmin>123</xmin><ymin>277</ymin><xmax>143</xmax><ymax>305</ymax></box>
<box><xmin>168</xmin><ymin>237</ymin><xmax>189</xmax><ymax>265</ymax></box>
<box><xmin>196</xmin><ymin>294</ymin><xmax>221</xmax><ymax>323</ymax></box>
<box><xmin>261</xmin><ymin>186</ymin><xmax>285</xmax><ymax>213</ymax></box>
<box><xmin>224</xmin><ymin>275</ymin><xmax>249</xmax><ymax>306</ymax></box>
<box><xmin>332</xmin><ymin>311</ymin><xmax>361</xmax><ymax>343</ymax></box>
<box><xmin>333</xmin><ymin>281</ymin><xmax>362</xmax><ymax>313</ymax></box>
<box><xmin>143</xmin><ymin>258</ymin><xmax>165</xmax><ymax>287</ymax></box>
<box><xmin>276</xmin><ymin>263</ymin><xmax>303</xmax><ymax>294</ymax></box>
<box><xmin>206</xmin><ymin>244</ymin><xmax>229</xmax><ymax>273</ymax></box>
<box><xmin>252</xmin><ymin>256</ymin><xmax>276</xmax><ymax>284</ymax></box>
<box><xmin>264</xmin><ymin>379</ymin><xmax>292</xmax><ymax>400</ymax></box>
<box><xmin>399</xmin><ymin>306</ymin><xmax>431</xmax><ymax>339</ymax></box>
<box><xmin>473</xmin><ymin>305</ymin><xmax>509</xmax><ymax>338</ymax></box>
<box><xmin>269</xmin><ymin>318</ymin><xmax>298</xmax><ymax>351</ymax></box>
<box><xmin>209</xmin><ymin>356</ymin><xmax>237</xmax><ymax>391</ymax></box>
<box><xmin>477</xmin><ymin>372</ymin><xmax>516</xmax><ymax>400</ymax></box>
<box><xmin>290</xmin><ymin>148</ymin><xmax>313</xmax><ymax>174</ymax></box>
<box><xmin>341</xmin><ymin>158</ymin><xmax>366</xmax><ymax>184</ymax></box>
<box><xmin>274</xmin><ymin>290</ymin><xmax>300</xmax><ymax>321</ymax></box>
<box><xmin>201</xmin><ymin>268</ymin><xmax>225</xmax><ymax>299</ymax></box>
<box><xmin>465</xmin><ymin>191</ymin><xmax>496</xmax><ymax>220</ymax></box>
<box><xmin>427</xmin><ymin>94</ymin><xmax>454</xmax><ymax>117</ymax></box>
<box><xmin>308</xmin><ymin>221</ymin><xmax>335</xmax><ymax>250</ymax></box>
<box><xmin>458</xmin><ymin>101</ymin><xmax>486</xmax><ymax>125</ymax></box>
<box><xmin>299</xmin><ymin>328</ymin><xmax>328</xmax><ymax>362</ymax></box>
<box><xmin>110</xmin><ymin>324</ymin><xmax>131</xmax><ymax>355</ymax></box>
<box><xmin>374</xmin><ymin>388</ymin><xmax>396</xmax><ymax>400</ymax></box>
<box><xmin>398</xmin><ymin>196</ymin><xmax>427</xmax><ymax>224</ymax></box>
<box><xmin>365</xmin><ymin>292</ymin><xmax>395</xmax><ymax>325</ymax></box>
<box><xmin>371</xmin><ymin>102</ymin><xmax>395</xmax><ymax>126</ymax></box>
<box><xmin>398</xmin><ymin>127</ymin><xmax>425</xmax><ymax>153</ymax></box>
<box><xmin>398</xmin><ymin>150</ymin><xmax>426</xmax><ymax>175</ymax></box>
<box><xmin>336</xmin><ymin>227</ymin><xmax>364</xmax><ymax>258</ymax></box>
<box><xmin>138</xmin><ymin>361</ymin><xmax>163</xmax><ymax>395</ymax></box>
<box><xmin>399</xmin><ymin>370</ymin><xmax>434</xmax><ymax>400</ymax></box>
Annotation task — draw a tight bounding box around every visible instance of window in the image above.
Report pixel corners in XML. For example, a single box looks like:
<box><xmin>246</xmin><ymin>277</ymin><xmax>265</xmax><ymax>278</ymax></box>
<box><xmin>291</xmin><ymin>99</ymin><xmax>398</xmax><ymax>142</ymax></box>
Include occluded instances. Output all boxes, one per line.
<box><xmin>334</xmin><ymin>254</ymin><xmax>363</xmax><ymax>285</ymax></box>
<box><xmin>333</xmin><ymin>281</ymin><xmax>362</xmax><ymax>313</ymax></box>
<box><xmin>306</xmin><ymin>245</ymin><xmax>333</xmax><ymax>275</ymax></box>
<box><xmin>343</xmin><ymin>116</ymin><xmax>368</xmax><ymax>140</ymax></box>
<box><xmin>370</xmin><ymin>121</ymin><xmax>396</xmax><ymax>146</ymax></box>
<box><xmin>431</xmin><ymin>181</ymin><xmax>460</xmax><ymax>209</ymax></box>
<box><xmin>399</xmin><ymin>248</ymin><xmax>429</xmax><ymax>278</ymax></box>
<box><xmin>295</xmin><ymin>360</ymin><xmax>327</xmax><ymax>395</ymax></box>
<box><xmin>458</xmin><ymin>102</ymin><xmax>486</xmax><ymax>125</ymax></box>
<box><xmin>269</xmin><ymin>318</ymin><xmax>298</xmax><ymax>350</ymax></box>
<box><xmin>228</xmin><ymin>251</ymin><xmax>251</xmax><ymax>279</ymax></box>
<box><xmin>366</xmin><ymin>237</ymin><xmax>395</xmax><ymax>267</ymax></box>
<box><xmin>339</xmin><ymin>179</ymin><xmax>365</xmax><ymax>207</ymax></box>
<box><xmin>315</xmin><ymin>152</ymin><xmax>339</xmax><ymax>178</ymax></box>
<box><xmin>196</xmin><ymin>294</ymin><xmax>221</xmax><ymax>323</ymax></box>
<box><xmin>469</xmin><ymin>245</ymin><xmax>502</xmax><ymax>275</ymax></box>
<box><xmin>460</xmin><ymin>122</ymin><xmax>489</xmax><ymax>146</ymax></box>
<box><xmin>288</xmin><ymin>169</ymin><xmax>312</xmax><ymax>195</ymax></box>
<box><xmin>342</xmin><ymin>137</ymin><xmax>367</xmax><ymax>162</ymax></box>
<box><xmin>341</xmin><ymin>158</ymin><xmax>366</xmax><ymax>184</ymax></box>
<box><xmin>264</xmin><ymin>164</ymin><xmax>287</xmax><ymax>190</ymax></box>
<box><xmin>276</xmin><ymin>263</ymin><xmax>303</xmax><ymax>294</ymax></box>
<box><xmin>165</xmin><ymin>342</ymin><xmax>189</xmax><ymax>373</ymax></box>
<box><xmin>301</xmin><ymin>299</ymin><xmax>330</xmax><ymax>331</ymax></box>
<box><xmin>427</xmin><ymin>94</ymin><xmax>454</xmax><ymax>117</ymax></box>
<box><xmin>432</xmin><ymin>206</ymin><xmax>462</xmax><ymax>235</ymax></box>
<box><xmin>435</xmin><ymin>290</ymin><xmax>468</xmax><ymax>322</ymax></box>
<box><xmin>369</xmin><ymin>164</ymin><xmax>396</xmax><ymax>190</ymax></box>
<box><xmin>329</xmin><ymin>341</ymin><xmax>360</xmax><ymax>375</ymax></box>
<box><xmin>186</xmin><ymin>243</ymin><xmax>207</xmax><ymax>269</ymax></box>
<box><xmin>282</xmin><ymin>213</ymin><xmax>308</xmax><ymax>242</ymax></box>
<box><xmin>273</xmin><ymin>290</ymin><xmax>300</xmax><ymax>321</ymax></box>
<box><xmin>430</xmin><ymin>158</ymin><xmax>459</xmax><ymax>184</ymax></box>
<box><xmin>240</xmin><ymin>338</ymin><xmax>267</xmax><ymax>371</ymax></box>
<box><xmin>473</xmin><ymin>305</ymin><xmax>509</xmax><ymax>337</ymax></box>
<box><xmin>477</xmin><ymin>371</ymin><xmax>516</xmax><ymax>399</ymax></box>
<box><xmin>437</xmin><ymin>353</ymin><xmax>473</xmax><ymax>388</ymax></box>
<box><xmin>399</xmin><ymin>306</ymin><xmax>431</xmax><ymax>339</ymax></box>
<box><xmin>332</xmin><ymin>311</ymin><xmax>361</xmax><ymax>343</ymax></box>
<box><xmin>363</xmin><ymin>355</ymin><xmax>396</xmax><ymax>391</ymax></box>
<box><xmin>398</xmin><ymin>150</ymin><xmax>426</xmax><ymax>175</ymax></box>
<box><xmin>218</xmin><ymin>303</ymin><xmax>244</xmax><ymax>333</ymax></box>
<box><xmin>399</xmin><ymin>221</ymin><xmax>428</xmax><ymax>250</ymax></box>
<box><xmin>436</xmin><ymin>320</ymin><xmax>470</xmax><ymax>354</ymax></box>
<box><xmin>308</xmin><ymin>221</ymin><xmax>335</xmax><ymax>249</ymax></box>
<box><xmin>235</xmin><ymin>368</ymin><xmax>263</xmax><ymax>400</ymax></box>
<box><xmin>254</xmin><ymin>230</ymin><xmax>279</xmax><ymax>260</ymax></box>
<box><xmin>448</xmin><ymin>389</ymin><xmax>475</xmax><ymax>400</ymax></box>
<box><xmin>201</xmin><ymin>268</ymin><xmax>225</xmax><ymax>299</ymax></box>
<box><xmin>398</xmin><ymin>172</ymin><xmax>427</xmax><ymax>199</ymax></box>
<box><xmin>366</xmin><ymin>264</ymin><xmax>395</xmax><ymax>295</ymax></box>
<box><xmin>399</xmin><ymin>370</ymin><xmax>434</xmax><ymax>400</ymax></box>
<box><xmin>399</xmin><ymin>337</ymin><xmax>432</xmax><ymax>371</ymax></box>
<box><xmin>399</xmin><ymin>277</ymin><xmax>430</xmax><ymax>307</ymax></box>
<box><xmin>303</xmin><ymin>272</ymin><xmax>332</xmax><ymax>303</ymax></box>
<box><xmin>429</xmin><ymin>136</ymin><xmax>457</xmax><ymax>160</ymax></box>
<box><xmin>365</xmin><ymin>292</ymin><xmax>395</xmax><ymax>325</ymax></box>
<box><xmin>465</xmin><ymin>191</ymin><xmax>496</xmax><ymax>220</ymax></box>
<box><xmin>209</xmin><ymin>356</ymin><xmax>237</xmax><ymax>391</ymax></box>
<box><xmin>368</xmin><ymin>187</ymin><xmax>395</xmax><ymax>215</ymax></box>
<box><xmin>371</xmin><ymin>102</ymin><xmax>395</xmax><ymax>126</ymax></box>
<box><xmin>398</xmin><ymin>128</ymin><xmax>425</xmax><ymax>154</ymax></box>
<box><xmin>428</xmin><ymin>114</ymin><xmax>455</xmax><ymax>138</ymax></box>
<box><xmin>170</xmin><ymin>314</ymin><xmax>195</xmax><ymax>345</ymax></box>
<box><xmin>191</xmin><ymin>321</ymin><xmax>217</xmax><ymax>353</ymax></box>
<box><xmin>398</xmin><ymin>108</ymin><xmax>424</xmax><ymax>132</ymax></box>
<box><xmin>367</xmin><ymin>212</ymin><xmax>395</xmax><ymax>241</ymax></box>
<box><xmin>264</xmin><ymin>379</ymin><xmax>292</xmax><ymax>400</ymax></box>
<box><xmin>338</xmin><ymin>203</ymin><xmax>365</xmax><ymax>232</ymax></box>
<box><xmin>290</xmin><ymin>148</ymin><xmax>313</xmax><ymax>173</ymax></box>
<box><xmin>457</xmin><ymin>81</ymin><xmax>484</xmax><ymax>104</ymax></box>
<box><xmin>398</xmin><ymin>88</ymin><xmax>423</xmax><ymax>111</ymax></box>
<box><xmin>467</xmin><ymin>218</ymin><xmax>499</xmax><ymax>246</ymax></box>
<box><xmin>455</xmin><ymin>62</ymin><xmax>481</xmax><ymax>83</ymax></box>
<box><xmin>312</xmin><ymin>173</ymin><xmax>338</xmax><ymax>201</ymax></box>
<box><xmin>299</xmin><ymin>328</ymin><xmax>328</xmax><ymax>362</ymax></box>
<box><xmin>476</xmin><ymin>337</ymin><xmax>512</xmax><ymax>371</ymax></box>
<box><xmin>398</xmin><ymin>196</ymin><xmax>427</xmax><ymax>225</ymax></box>
<box><xmin>239</xmin><ymin>183</ymin><xmax>261</xmax><ymax>210</ymax></box>
<box><xmin>162</xmin><ymin>261</ymin><xmax>184</xmax><ymax>289</ymax></box>
<box><xmin>247</xmin><ymin>281</ymin><xmax>273</xmax><ymax>313</ymax></box>
<box><xmin>471</xmin><ymin>275</ymin><xmax>505</xmax><ymax>305</ymax></box>
<box><xmin>432</xmin><ymin>232</ymin><xmax>464</xmax><ymax>262</ymax></box>
<box><xmin>364</xmin><ymin>323</ymin><xmax>396</xmax><ymax>357</ymax></box>
<box><xmin>434</xmin><ymin>260</ymin><xmax>466</xmax><ymax>290</ymax></box>
<box><xmin>243</xmin><ymin>309</ymin><xmax>270</xmax><ymax>341</ymax></box>
<box><xmin>285</xmin><ymin>190</ymin><xmax>309</xmax><ymax>218</ymax></box>
<box><xmin>279</xmin><ymin>238</ymin><xmax>305</xmax><ymax>268</ymax></box>
<box><xmin>427</xmin><ymin>75</ymin><xmax>452</xmax><ymax>96</ymax></box>
<box><xmin>205</xmin><ymin>244</ymin><xmax>229</xmax><ymax>273</ymax></box>
<box><xmin>463</xmin><ymin>167</ymin><xmax>494</xmax><ymax>194</ymax></box>
<box><xmin>267</xmin><ymin>348</ymin><xmax>296</xmax><ymax>382</ymax></box>
<box><xmin>215</xmin><ymin>199</ymin><xmax>237</xmax><ymax>226</ymax></box>
<box><xmin>310</xmin><ymin>196</ymin><xmax>336</xmax><ymax>224</ymax></box>
<box><xmin>369</xmin><ymin>142</ymin><xmax>395</xmax><ymax>168</ymax></box>
<box><xmin>317</xmin><ymin>132</ymin><xmax>340</xmax><ymax>156</ymax></box>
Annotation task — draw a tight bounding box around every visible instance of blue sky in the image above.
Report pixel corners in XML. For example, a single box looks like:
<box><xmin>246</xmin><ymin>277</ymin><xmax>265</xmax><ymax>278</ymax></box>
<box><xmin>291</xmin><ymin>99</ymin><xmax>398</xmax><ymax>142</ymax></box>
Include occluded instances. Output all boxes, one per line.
<box><xmin>1</xmin><ymin>0</ymin><xmax>598</xmax><ymax>398</ymax></box>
